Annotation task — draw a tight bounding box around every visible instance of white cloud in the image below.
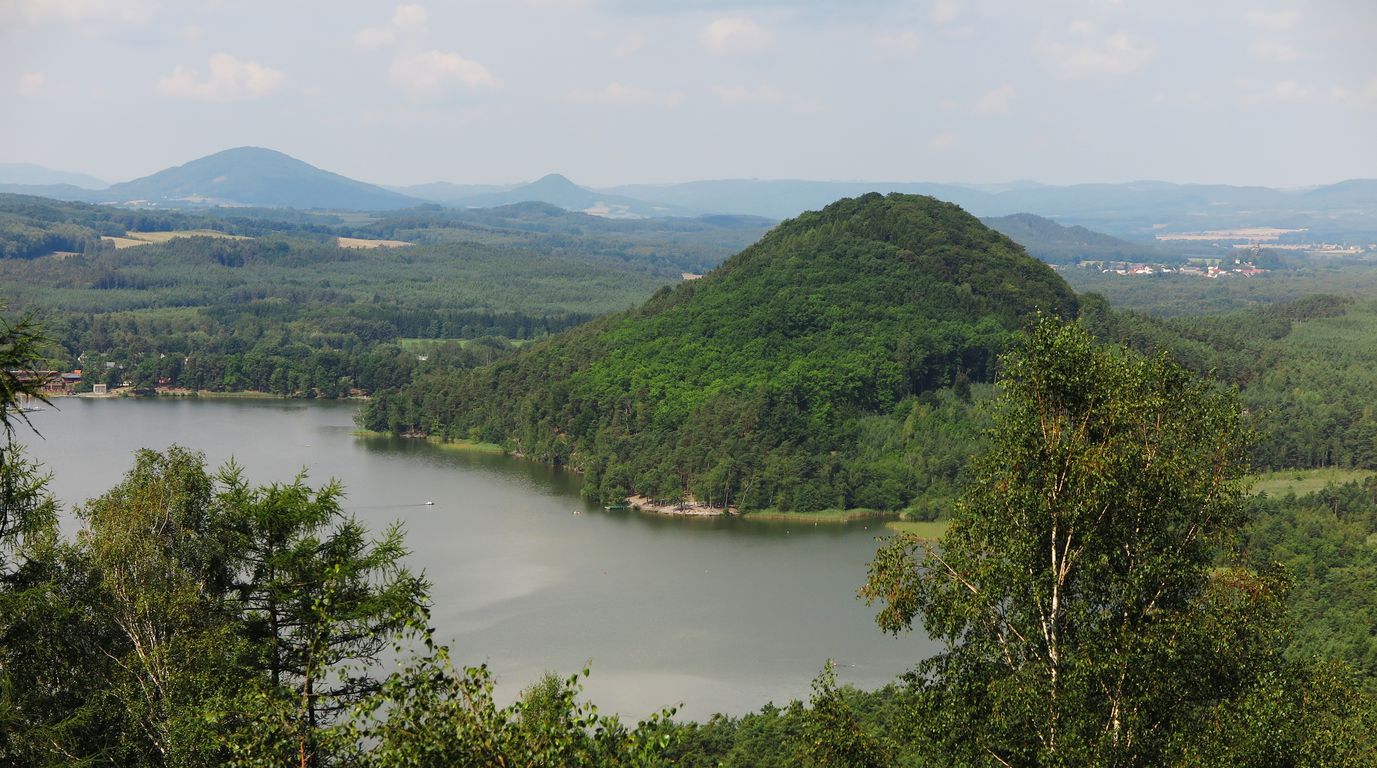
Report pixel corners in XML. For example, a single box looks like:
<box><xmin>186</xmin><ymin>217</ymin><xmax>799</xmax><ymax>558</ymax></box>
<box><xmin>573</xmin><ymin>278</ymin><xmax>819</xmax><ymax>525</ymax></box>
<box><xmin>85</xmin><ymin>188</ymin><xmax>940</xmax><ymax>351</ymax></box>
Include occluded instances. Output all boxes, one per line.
<box><xmin>975</xmin><ymin>84</ymin><xmax>1015</xmax><ymax>115</ymax></box>
<box><xmin>931</xmin><ymin>0</ymin><xmax>962</xmax><ymax>25</ymax></box>
<box><xmin>713</xmin><ymin>85</ymin><xmax>764</xmax><ymax>103</ymax></box>
<box><xmin>156</xmin><ymin>54</ymin><xmax>285</xmax><ymax>102</ymax></box>
<box><xmin>390</xmin><ymin>51</ymin><xmax>499</xmax><ymax>95</ymax></box>
<box><xmin>1359</xmin><ymin>78</ymin><xmax>1377</xmax><ymax>105</ymax></box>
<box><xmin>614</xmin><ymin>32</ymin><xmax>646</xmax><ymax>57</ymax></box>
<box><xmin>1347</xmin><ymin>77</ymin><xmax>1377</xmax><ymax>106</ymax></box>
<box><xmin>1270</xmin><ymin>79</ymin><xmax>1308</xmax><ymax>100</ymax></box>
<box><xmin>930</xmin><ymin>130</ymin><xmax>959</xmax><ymax>150</ymax></box>
<box><xmin>1245</xmin><ymin>10</ymin><xmax>1301</xmax><ymax>30</ymax></box>
<box><xmin>700</xmin><ymin>17</ymin><xmax>772</xmax><ymax>55</ymax></box>
<box><xmin>1067</xmin><ymin>19</ymin><xmax>1096</xmax><ymax>36</ymax></box>
<box><xmin>355</xmin><ymin>3</ymin><xmax>427</xmax><ymax>49</ymax></box>
<box><xmin>392</xmin><ymin>3</ymin><xmax>427</xmax><ymax>27</ymax></box>
<box><xmin>875</xmin><ymin>30</ymin><xmax>919</xmax><ymax>55</ymax></box>
<box><xmin>355</xmin><ymin>26</ymin><xmax>398</xmax><ymax>48</ymax></box>
<box><xmin>1250</xmin><ymin>39</ymin><xmax>1301</xmax><ymax>63</ymax></box>
<box><xmin>1038</xmin><ymin>28</ymin><xmax>1157</xmax><ymax>78</ymax></box>
<box><xmin>18</xmin><ymin>71</ymin><xmax>47</xmax><ymax>97</ymax></box>
<box><xmin>569</xmin><ymin>82</ymin><xmax>684</xmax><ymax>108</ymax></box>
<box><xmin>1</xmin><ymin>0</ymin><xmax>150</xmax><ymax>25</ymax></box>
<box><xmin>1243</xmin><ymin>78</ymin><xmax>1310</xmax><ymax>104</ymax></box>
<box><xmin>524</xmin><ymin>0</ymin><xmax>591</xmax><ymax>8</ymax></box>
<box><xmin>711</xmin><ymin>84</ymin><xmax>820</xmax><ymax>113</ymax></box>
<box><xmin>1325</xmin><ymin>77</ymin><xmax>1377</xmax><ymax>106</ymax></box>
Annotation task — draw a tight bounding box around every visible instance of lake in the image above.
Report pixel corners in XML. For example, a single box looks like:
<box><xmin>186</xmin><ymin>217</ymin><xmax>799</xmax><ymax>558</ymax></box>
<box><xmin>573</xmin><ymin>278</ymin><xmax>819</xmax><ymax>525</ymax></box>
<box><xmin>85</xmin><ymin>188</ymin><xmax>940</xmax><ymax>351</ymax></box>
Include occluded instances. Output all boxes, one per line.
<box><xmin>16</xmin><ymin>397</ymin><xmax>938</xmax><ymax>718</ymax></box>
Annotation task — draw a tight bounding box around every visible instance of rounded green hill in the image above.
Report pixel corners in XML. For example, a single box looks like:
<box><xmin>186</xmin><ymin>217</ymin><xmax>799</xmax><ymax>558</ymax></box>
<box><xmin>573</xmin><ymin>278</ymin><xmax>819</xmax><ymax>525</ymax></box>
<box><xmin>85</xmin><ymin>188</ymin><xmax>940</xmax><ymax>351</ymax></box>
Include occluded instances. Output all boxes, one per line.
<box><xmin>364</xmin><ymin>193</ymin><xmax>1078</xmax><ymax>513</ymax></box>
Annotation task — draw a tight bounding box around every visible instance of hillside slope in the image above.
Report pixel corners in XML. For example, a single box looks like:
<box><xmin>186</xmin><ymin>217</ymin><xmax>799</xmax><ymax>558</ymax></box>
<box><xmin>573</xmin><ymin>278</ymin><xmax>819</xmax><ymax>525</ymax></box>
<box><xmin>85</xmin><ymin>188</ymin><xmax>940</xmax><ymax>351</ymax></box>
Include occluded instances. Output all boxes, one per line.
<box><xmin>364</xmin><ymin>193</ymin><xmax>1078</xmax><ymax>512</ymax></box>
<box><xmin>452</xmin><ymin>173</ymin><xmax>691</xmax><ymax>217</ymax></box>
<box><xmin>99</xmin><ymin>147</ymin><xmax>420</xmax><ymax>210</ymax></box>
<box><xmin>982</xmin><ymin>212</ymin><xmax>1164</xmax><ymax>264</ymax></box>
<box><xmin>0</xmin><ymin>162</ymin><xmax>107</xmax><ymax>189</ymax></box>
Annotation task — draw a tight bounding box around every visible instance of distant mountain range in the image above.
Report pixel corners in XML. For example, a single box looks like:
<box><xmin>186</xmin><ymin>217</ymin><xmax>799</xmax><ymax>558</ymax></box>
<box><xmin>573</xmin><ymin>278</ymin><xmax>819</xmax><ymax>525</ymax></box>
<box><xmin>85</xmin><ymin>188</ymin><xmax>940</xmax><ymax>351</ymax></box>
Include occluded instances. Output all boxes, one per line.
<box><xmin>382</xmin><ymin>181</ymin><xmax>516</xmax><ymax>204</ymax></box>
<box><xmin>3</xmin><ymin>147</ymin><xmax>1375</xmax><ymax>238</ymax></box>
<box><xmin>601</xmin><ymin>179</ymin><xmax>1377</xmax><ymax>237</ymax></box>
<box><xmin>0</xmin><ymin>148</ymin><xmax>420</xmax><ymax>211</ymax></box>
<box><xmin>394</xmin><ymin>173</ymin><xmax>694</xmax><ymax>218</ymax></box>
<box><xmin>981</xmin><ymin>213</ymin><xmax>1165</xmax><ymax>264</ymax></box>
<box><xmin>99</xmin><ymin>147</ymin><xmax>420</xmax><ymax>210</ymax></box>
<box><xmin>0</xmin><ymin>162</ymin><xmax>107</xmax><ymax>189</ymax></box>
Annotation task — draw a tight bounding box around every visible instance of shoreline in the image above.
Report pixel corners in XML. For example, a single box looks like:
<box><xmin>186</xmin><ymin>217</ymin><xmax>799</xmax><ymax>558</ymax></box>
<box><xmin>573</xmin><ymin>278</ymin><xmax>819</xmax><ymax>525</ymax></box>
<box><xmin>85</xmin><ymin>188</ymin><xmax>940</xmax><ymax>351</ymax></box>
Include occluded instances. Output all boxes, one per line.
<box><xmin>625</xmin><ymin>494</ymin><xmax>736</xmax><ymax>517</ymax></box>
<box><xmin>64</xmin><ymin>387</ymin><xmax>368</xmax><ymax>401</ymax></box>
<box><xmin>742</xmin><ymin>508</ymin><xmax>896</xmax><ymax>524</ymax></box>
<box><xmin>351</xmin><ymin>429</ymin><xmax>505</xmax><ymax>454</ymax></box>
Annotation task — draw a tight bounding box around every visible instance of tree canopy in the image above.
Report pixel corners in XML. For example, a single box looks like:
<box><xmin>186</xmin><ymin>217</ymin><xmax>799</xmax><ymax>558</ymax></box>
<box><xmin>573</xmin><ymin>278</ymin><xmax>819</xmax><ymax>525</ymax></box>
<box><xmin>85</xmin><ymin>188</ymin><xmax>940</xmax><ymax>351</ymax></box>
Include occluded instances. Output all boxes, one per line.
<box><xmin>861</xmin><ymin>317</ymin><xmax>1374</xmax><ymax>766</ymax></box>
<box><xmin>364</xmin><ymin>193</ymin><xmax>1079</xmax><ymax>512</ymax></box>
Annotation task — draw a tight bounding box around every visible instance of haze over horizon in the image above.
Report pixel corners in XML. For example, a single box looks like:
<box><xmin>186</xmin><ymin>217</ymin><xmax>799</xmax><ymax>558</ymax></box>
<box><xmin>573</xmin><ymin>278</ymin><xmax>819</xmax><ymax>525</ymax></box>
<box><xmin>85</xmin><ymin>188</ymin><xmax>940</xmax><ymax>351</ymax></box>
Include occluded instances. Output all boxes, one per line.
<box><xmin>3</xmin><ymin>0</ymin><xmax>1375</xmax><ymax>189</ymax></box>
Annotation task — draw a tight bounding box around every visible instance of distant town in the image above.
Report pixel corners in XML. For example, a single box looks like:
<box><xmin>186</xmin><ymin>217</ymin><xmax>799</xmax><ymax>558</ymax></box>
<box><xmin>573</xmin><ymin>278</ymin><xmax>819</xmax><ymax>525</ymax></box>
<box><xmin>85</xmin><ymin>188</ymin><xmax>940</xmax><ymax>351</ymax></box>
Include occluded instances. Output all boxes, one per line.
<box><xmin>1077</xmin><ymin>260</ymin><xmax>1269</xmax><ymax>278</ymax></box>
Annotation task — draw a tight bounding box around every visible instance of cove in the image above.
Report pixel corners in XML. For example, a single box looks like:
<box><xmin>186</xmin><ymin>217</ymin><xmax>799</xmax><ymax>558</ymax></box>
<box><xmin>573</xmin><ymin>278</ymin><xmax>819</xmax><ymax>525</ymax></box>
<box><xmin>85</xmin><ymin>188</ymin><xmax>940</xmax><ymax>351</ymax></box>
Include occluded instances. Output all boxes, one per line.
<box><xmin>17</xmin><ymin>397</ymin><xmax>938</xmax><ymax>717</ymax></box>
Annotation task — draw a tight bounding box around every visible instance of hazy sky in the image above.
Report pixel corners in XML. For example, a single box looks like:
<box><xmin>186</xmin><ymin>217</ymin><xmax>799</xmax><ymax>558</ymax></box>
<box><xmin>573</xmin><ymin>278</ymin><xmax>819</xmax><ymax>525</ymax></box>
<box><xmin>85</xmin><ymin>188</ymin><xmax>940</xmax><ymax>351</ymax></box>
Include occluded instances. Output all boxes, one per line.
<box><xmin>3</xmin><ymin>0</ymin><xmax>1374</xmax><ymax>187</ymax></box>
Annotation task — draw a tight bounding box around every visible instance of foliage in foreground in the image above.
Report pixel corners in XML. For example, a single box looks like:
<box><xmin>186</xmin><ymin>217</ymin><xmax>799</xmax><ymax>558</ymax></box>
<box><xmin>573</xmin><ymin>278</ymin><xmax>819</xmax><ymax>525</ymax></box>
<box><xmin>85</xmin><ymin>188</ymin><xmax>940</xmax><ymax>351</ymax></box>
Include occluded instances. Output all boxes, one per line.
<box><xmin>4</xmin><ymin>312</ymin><xmax>1377</xmax><ymax>766</ymax></box>
<box><xmin>861</xmin><ymin>318</ymin><xmax>1376</xmax><ymax>767</ymax></box>
<box><xmin>0</xmin><ymin>445</ymin><xmax>677</xmax><ymax>767</ymax></box>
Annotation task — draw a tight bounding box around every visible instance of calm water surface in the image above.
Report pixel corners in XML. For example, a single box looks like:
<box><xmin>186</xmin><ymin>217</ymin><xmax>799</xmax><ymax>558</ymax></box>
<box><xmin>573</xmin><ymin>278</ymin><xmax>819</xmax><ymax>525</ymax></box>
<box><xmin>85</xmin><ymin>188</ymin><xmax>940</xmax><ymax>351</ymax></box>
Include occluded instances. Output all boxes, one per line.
<box><xmin>18</xmin><ymin>397</ymin><xmax>938</xmax><ymax>717</ymax></box>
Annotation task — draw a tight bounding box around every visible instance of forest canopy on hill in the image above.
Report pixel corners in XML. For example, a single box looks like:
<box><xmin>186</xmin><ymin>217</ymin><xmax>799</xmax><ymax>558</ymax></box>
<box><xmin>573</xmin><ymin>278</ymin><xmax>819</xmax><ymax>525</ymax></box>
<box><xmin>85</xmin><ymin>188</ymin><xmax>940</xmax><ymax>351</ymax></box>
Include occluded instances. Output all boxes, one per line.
<box><xmin>363</xmin><ymin>193</ymin><xmax>1079</xmax><ymax>512</ymax></box>
<box><xmin>364</xmin><ymin>193</ymin><xmax>1377</xmax><ymax>515</ymax></box>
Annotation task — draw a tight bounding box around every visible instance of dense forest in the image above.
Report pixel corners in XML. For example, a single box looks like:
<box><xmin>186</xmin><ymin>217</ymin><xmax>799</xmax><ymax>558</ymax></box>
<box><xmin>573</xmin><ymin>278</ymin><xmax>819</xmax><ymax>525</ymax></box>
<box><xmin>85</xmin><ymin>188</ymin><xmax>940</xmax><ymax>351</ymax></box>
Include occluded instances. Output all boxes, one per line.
<box><xmin>363</xmin><ymin>193</ymin><xmax>1078</xmax><ymax>512</ymax></box>
<box><xmin>360</xmin><ymin>193</ymin><xmax>1377</xmax><ymax>513</ymax></box>
<box><xmin>12</xmin><ymin>185</ymin><xmax>1368</xmax><ymax>504</ymax></box>
<box><xmin>0</xmin><ymin>194</ymin><xmax>767</xmax><ymax>397</ymax></box>
<box><xmin>979</xmin><ymin>212</ymin><xmax>1168</xmax><ymax>264</ymax></box>
<box><xmin>4</xmin><ymin>313</ymin><xmax>1375</xmax><ymax>766</ymax></box>
<box><xmin>5</xmin><ymin>188</ymin><xmax>1377</xmax><ymax>763</ymax></box>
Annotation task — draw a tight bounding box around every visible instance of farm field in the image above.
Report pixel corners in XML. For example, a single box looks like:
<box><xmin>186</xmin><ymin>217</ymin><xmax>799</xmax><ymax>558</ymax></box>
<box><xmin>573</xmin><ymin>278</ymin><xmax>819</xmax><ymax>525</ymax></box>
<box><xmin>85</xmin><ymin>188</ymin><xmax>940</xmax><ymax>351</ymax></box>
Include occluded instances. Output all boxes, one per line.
<box><xmin>101</xmin><ymin>229</ymin><xmax>253</xmax><ymax>248</ymax></box>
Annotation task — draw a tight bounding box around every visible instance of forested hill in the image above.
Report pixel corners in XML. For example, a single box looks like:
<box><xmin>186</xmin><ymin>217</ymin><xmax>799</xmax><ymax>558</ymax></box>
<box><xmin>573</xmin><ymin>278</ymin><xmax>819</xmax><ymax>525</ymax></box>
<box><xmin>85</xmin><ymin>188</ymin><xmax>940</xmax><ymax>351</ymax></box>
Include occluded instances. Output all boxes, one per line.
<box><xmin>981</xmin><ymin>212</ymin><xmax>1163</xmax><ymax>264</ymax></box>
<box><xmin>363</xmin><ymin>193</ymin><xmax>1078</xmax><ymax>512</ymax></box>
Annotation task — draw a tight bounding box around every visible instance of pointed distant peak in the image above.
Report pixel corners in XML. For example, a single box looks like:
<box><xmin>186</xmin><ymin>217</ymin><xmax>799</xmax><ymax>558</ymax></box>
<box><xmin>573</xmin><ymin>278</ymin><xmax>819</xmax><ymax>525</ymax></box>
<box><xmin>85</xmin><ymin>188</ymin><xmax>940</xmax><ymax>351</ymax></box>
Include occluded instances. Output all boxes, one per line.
<box><xmin>222</xmin><ymin>145</ymin><xmax>284</xmax><ymax>154</ymax></box>
<box><xmin>528</xmin><ymin>173</ymin><xmax>585</xmax><ymax>190</ymax></box>
<box><xmin>203</xmin><ymin>146</ymin><xmax>298</xmax><ymax>161</ymax></box>
<box><xmin>172</xmin><ymin>146</ymin><xmax>317</xmax><ymax>175</ymax></box>
<box><xmin>105</xmin><ymin>146</ymin><xmax>420</xmax><ymax>210</ymax></box>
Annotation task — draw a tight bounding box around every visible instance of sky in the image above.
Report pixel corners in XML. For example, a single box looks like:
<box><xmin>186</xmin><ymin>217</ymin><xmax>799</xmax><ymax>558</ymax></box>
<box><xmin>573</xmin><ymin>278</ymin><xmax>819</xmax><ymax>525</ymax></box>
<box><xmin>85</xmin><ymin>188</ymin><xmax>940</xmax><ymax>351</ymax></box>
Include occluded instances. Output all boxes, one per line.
<box><xmin>2</xmin><ymin>0</ymin><xmax>1375</xmax><ymax>188</ymax></box>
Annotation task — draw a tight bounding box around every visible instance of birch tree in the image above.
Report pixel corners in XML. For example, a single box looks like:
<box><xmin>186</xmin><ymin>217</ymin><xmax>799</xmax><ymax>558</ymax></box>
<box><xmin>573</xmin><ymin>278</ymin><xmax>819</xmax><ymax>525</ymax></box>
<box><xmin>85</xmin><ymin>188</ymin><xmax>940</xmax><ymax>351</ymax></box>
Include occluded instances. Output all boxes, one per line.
<box><xmin>862</xmin><ymin>317</ymin><xmax>1277</xmax><ymax>767</ymax></box>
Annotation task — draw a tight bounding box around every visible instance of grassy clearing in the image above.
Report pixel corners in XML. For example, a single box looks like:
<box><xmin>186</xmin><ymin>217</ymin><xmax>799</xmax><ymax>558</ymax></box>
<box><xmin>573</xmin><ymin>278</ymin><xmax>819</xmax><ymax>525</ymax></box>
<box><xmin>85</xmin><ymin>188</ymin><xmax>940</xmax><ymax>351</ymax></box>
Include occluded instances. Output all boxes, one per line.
<box><xmin>741</xmin><ymin>508</ymin><xmax>896</xmax><ymax>524</ymax></box>
<box><xmin>429</xmin><ymin>438</ymin><xmax>505</xmax><ymax>454</ymax></box>
<box><xmin>884</xmin><ymin>520</ymin><xmax>951</xmax><ymax>540</ymax></box>
<box><xmin>351</xmin><ymin>430</ymin><xmax>505</xmax><ymax>454</ymax></box>
<box><xmin>188</xmin><ymin>390</ymin><xmax>284</xmax><ymax>399</ymax></box>
<box><xmin>331</xmin><ymin>212</ymin><xmax>379</xmax><ymax>227</ymax></box>
<box><xmin>102</xmin><ymin>230</ymin><xmax>252</xmax><ymax>248</ymax></box>
<box><xmin>336</xmin><ymin>236</ymin><xmax>415</xmax><ymax>249</ymax></box>
<box><xmin>398</xmin><ymin>337</ymin><xmax>530</xmax><ymax>352</ymax></box>
<box><xmin>1250</xmin><ymin>467</ymin><xmax>1375</xmax><ymax>497</ymax></box>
